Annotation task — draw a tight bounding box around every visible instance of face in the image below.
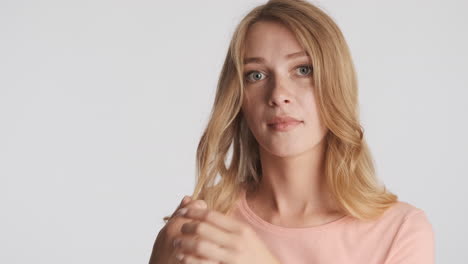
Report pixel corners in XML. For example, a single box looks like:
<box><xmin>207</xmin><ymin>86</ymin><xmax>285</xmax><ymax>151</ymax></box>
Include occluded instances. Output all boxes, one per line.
<box><xmin>241</xmin><ymin>20</ymin><xmax>328</xmax><ymax>158</ymax></box>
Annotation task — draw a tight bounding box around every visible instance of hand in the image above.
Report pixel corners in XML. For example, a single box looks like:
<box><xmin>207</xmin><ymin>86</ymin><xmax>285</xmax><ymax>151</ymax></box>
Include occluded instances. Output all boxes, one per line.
<box><xmin>172</xmin><ymin>207</ymin><xmax>281</xmax><ymax>264</ymax></box>
<box><xmin>148</xmin><ymin>195</ymin><xmax>209</xmax><ymax>264</ymax></box>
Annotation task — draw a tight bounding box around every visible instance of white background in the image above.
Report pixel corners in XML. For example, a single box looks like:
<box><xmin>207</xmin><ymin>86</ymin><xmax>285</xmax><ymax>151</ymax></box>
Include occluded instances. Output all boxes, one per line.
<box><xmin>1</xmin><ymin>0</ymin><xmax>467</xmax><ymax>263</ymax></box>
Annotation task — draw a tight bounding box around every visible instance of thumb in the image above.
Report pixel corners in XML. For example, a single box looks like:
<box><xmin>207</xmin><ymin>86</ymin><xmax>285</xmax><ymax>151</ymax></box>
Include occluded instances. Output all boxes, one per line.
<box><xmin>172</xmin><ymin>195</ymin><xmax>192</xmax><ymax>216</ymax></box>
<box><xmin>177</xmin><ymin>195</ymin><xmax>191</xmax><ymax>210</ymax></box>
<box><xmin>195</xmin><ymin>199</ymin><xmax>208</xmax><ymax>209</ymax></box>
<box><xmin>181</xmin><ymin>195</ymin><xmax>192</xmax><ymax>205</ymax></box>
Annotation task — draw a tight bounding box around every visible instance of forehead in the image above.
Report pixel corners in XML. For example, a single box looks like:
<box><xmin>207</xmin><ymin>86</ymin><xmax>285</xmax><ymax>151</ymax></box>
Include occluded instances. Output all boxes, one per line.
<box><xmin>243</xmin><ymin>20</ymin><xmax>303</xmax><ymax>57</ymax></box>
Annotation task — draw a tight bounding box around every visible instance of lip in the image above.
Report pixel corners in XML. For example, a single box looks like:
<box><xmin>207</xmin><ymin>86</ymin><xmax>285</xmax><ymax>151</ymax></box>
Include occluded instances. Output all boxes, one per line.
<box><xmin>267</xmin><ymin>115</ymin><xmax>302</xmax><ymax>125</ymax></box>
<box><xmin>267</xmin><ymin>115</ymin><xmax>303</xmax><ymax>132</ymax></box>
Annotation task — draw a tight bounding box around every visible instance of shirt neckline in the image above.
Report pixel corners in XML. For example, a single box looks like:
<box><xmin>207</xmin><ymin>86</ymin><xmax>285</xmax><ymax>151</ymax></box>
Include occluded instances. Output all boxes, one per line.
<box><xmin>238</xmin><ymin>188</ymin><xmax>352</xmax><ymax>235</ymax></box>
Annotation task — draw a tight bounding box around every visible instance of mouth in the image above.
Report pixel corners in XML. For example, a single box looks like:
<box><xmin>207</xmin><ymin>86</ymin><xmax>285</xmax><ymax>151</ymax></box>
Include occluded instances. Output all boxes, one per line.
<box><xmin>267</xmin><ymin>115</ymin><xmax>302</xmax><ymax>125</ymax></box>
<box><xmin>267</xmin><ymin>120</ymin><xmax>303</xmax><ymax>132</ymax></box>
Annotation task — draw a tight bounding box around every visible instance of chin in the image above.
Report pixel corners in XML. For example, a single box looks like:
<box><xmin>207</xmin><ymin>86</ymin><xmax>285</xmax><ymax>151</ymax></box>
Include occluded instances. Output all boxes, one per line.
<box><xmin>262</xmin><ymin>144</ymin><xmax>311</xmax><ymax>158</ymax></box>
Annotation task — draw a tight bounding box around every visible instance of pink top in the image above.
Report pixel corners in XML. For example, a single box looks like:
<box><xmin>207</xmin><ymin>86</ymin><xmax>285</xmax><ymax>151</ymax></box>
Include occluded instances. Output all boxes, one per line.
<box><xmin>227</xmin><ymin>188</ymin><xmax>435</xmax><ymax>264</ymax></box>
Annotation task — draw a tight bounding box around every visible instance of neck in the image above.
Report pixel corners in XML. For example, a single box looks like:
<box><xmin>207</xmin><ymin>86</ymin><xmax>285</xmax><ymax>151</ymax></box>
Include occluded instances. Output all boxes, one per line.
<box><xmin>250</xmin><ymin>136</ymin><xmax>340</xmax><ymax>218</ymax></box>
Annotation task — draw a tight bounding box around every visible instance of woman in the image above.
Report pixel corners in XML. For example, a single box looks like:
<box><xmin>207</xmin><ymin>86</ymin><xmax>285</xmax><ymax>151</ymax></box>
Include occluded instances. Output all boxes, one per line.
<box><xmin>150</xmin><ymin>0</ymin><xmax>435</xmax><ymax>263</ymax></box>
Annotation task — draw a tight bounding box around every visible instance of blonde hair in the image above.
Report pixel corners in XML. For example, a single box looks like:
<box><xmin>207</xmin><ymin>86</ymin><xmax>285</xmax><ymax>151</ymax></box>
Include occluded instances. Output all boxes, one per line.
<box><xmin>163</xmin><ymin>0</ymin><xmax>398</xmax><ymax>223</ymax></box>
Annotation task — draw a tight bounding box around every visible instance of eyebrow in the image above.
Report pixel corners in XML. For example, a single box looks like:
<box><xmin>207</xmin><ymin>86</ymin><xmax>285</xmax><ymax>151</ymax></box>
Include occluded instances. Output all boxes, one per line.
<box><xmin>243</xmin><ymin>50</ymin><xmax>309</xmax><ymax>65</ymax></box>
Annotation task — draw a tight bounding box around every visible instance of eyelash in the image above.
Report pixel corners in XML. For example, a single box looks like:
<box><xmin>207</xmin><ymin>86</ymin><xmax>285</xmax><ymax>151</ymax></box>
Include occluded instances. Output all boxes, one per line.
<box><xmin>244</xmin><ymin>64</ymin><xmax>313</xmax><ymax>83</ymax></box>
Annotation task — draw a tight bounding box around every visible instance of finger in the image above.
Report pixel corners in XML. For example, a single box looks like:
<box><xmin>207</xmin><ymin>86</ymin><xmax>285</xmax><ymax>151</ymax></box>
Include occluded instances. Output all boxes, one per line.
<box><xmin>176</xmin><ymin>207</ymin><xmax>244</xmax><ymax>235</ymax></box>
<box><xmin>170</xmin><ymin>196</ymin><xmax>192</xmax><ymax>218</ymax></box>
<box><xmin>174</xmin><ymin>235</ymin><xmax>229</xmax><ymax>264</ymax></box>
<box><xmin>179</xmin><ymin>196</ymin><xmax>192</xmax><ymax>209</ymax></box>
<box><xmin>180</xmin><ymin>220</ymin><xmax>235</xmax><ymax>251</ymax></box>
<box><xmin>191</xmin><ymin>200</ymin><xmax>208</xmax><ymax>209</ymax></box>
<box><xmin>176</xmin><ymin>252</ymin><xmax>219</xmax><ymax>264</ymax></box>
<box><xmin>197</xmin><ymin>199</ymin><xmax>208</xmax><ymax>209</ymax></box>
<box><xmin>171</xmin><ymin>199</ymin><xmax>207</xmax><ymax>219</ymax></box>
<box><xmin>182</xmin><ymin>195</ymin><xmax>192</xmax><ymax>205</ymax></box>
<box><xmin>181</xmin><ymin>195</ymin><xmax>192</xmax><ymax>206</ymax></box>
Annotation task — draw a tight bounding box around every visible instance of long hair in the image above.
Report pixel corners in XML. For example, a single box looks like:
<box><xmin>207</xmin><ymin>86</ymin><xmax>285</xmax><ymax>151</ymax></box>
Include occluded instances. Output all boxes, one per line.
<box><xmin>163</xmin><ymin>0</ymin><xmax>398</xmax><ymax>223</ymax></box>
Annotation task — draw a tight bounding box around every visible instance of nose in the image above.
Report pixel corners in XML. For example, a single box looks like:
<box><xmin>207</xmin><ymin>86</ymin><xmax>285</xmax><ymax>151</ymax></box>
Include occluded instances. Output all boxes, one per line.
<box><xmin>268</xmin><ymin>75</ymin><xmax>293</xmax><ymax>107</ymax></box>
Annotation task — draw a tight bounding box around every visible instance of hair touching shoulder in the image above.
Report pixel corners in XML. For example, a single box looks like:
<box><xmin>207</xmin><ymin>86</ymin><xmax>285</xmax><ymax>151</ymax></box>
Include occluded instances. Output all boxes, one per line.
<box><xmin>163</xmin><ymin>0</ymin><xmax>398</xmax><ymax>223</ymax></box>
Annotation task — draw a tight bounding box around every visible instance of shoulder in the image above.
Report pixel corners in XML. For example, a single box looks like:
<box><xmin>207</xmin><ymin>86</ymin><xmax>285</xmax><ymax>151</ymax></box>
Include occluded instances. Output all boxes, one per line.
<box><xmin>382</xmin><ymin>201</ymin><xmax>435</xmax><ymax>264</ymax></box>
<box><xmin>380</xmin><ymin>200</ymin><xmax>434</xmax><ymax>242</ymax></box>
<box><xmin>367</xmin><ymin>200</ymin><xmax>430</xmax><ymax>225</ymax></box>
<box><xmin>390</xmin><ymin>200</ymin><xmax>427</xmax><ymax>217</ymax></box>
<box><xmin>392</xmin><ymin>200</ymin><xmax>434</xmax><ymax>236</ymax></box>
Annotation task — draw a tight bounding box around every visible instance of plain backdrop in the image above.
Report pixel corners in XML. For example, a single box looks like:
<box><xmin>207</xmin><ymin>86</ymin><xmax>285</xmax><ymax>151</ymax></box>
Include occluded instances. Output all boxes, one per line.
<box><xmin>1</xmin><ymin>0</ymin><xmax>467</xmax><ymax>263</ymax></box>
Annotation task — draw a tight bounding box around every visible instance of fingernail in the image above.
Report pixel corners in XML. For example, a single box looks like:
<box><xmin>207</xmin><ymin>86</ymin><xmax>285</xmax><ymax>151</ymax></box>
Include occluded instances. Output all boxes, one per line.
<box><xmin>173</xmin><ymin>238</ymin><xmax>181</xmax><ymax>248</ymax></box>
<box><xmin>175</xmin><ymin>207</ymin><xmax>187</xmax><ymax>216</ymax></box>
<box><xmin>175</xmin><ymin>252</ymin><xmax>184</xmax><ymax>260</ymax></box>
<box><xmin>200</xmin><ymin>201</ymin><xmax>207</xmax><ymax>209</ymax></box>
<box><xmin>195</xmin><ymin>201</ymin><xmax>207</xmax><ymax>209</ymax></box>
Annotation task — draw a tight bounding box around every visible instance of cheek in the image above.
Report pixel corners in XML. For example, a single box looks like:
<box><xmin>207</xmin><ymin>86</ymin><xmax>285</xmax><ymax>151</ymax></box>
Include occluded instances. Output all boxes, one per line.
<box><xmin>241</xmin><ymin>102</ymin><xmax>256</xmax><ymax>129</ymax></box>
<box><xmin>241</xmin><ymin>102</ymin><xmax>264</xmax><ymax>138</ymax></box>
<box><xmin>242</xmin><ymin>104</ymin><xmax>261</xmax><ymax>127</ymax></box>
<box><xmin>300</xmin><ymin>92</ymin><xmax>324</xmax><ymax>127</ymax></box>
<box><xmin>242</xmin><ymin>92</ymin><xmax>262</xmax><ymax>119</ymax></box>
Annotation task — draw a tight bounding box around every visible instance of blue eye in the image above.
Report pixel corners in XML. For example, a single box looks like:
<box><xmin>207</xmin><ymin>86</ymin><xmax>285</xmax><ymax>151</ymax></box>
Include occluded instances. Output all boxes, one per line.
<box><xmin>296</xmin><ymin>65</ymin><xmax>313</xmax><ymax>76</ymax></box>
<box><xmin>244</xmin><ymin>64</ymin><xmax>313</xmax><ymax>83</ymax></box>
<box><xmin>245</xmin><ymin>71</ymin><xmax>266</xmax><ymax>83</ymax></box>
